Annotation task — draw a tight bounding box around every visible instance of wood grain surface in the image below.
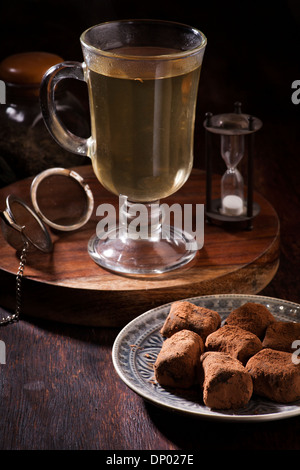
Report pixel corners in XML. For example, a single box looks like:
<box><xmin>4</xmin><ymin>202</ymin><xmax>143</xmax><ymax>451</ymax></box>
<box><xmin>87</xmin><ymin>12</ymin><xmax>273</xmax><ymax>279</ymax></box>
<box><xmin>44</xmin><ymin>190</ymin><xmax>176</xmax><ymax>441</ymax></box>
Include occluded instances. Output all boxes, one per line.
<box><xmin>0</xmin><ymin>166</ymin><xmax>279</xmax><ymax>326</ymax></box>
<box><xmin>1</xmin><ymin>316</ymin><xmax>300</xmax><ymax>452</ymax></box>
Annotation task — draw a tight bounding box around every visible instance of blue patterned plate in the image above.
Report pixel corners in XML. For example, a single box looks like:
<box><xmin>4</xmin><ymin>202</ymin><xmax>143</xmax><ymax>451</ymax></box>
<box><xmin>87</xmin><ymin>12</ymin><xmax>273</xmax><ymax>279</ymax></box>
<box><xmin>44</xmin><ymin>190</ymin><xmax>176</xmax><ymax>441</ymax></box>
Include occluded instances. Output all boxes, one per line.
<box><xmin>112</xmin><ymin>294</ymin><xmax>300</xmax><ymax>422</ymax></box>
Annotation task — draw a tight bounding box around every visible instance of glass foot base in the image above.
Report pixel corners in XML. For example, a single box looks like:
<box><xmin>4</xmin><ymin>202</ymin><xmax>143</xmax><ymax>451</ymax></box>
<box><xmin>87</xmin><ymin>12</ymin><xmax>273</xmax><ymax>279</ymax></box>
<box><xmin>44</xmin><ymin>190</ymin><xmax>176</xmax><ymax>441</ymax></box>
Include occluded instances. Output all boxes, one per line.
<box><xmin>87</xmin><ymin>226</ymin><xmax>198</xmax><ymax>275</ymax></box>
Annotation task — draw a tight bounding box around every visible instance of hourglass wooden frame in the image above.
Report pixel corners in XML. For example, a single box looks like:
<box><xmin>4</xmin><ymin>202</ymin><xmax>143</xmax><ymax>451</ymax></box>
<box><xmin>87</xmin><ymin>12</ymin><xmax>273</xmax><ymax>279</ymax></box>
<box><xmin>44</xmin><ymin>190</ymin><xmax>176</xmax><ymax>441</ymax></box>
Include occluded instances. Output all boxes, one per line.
<box><xmin>204</xmin><ymin>102</ymin><xmax>262</xmax><ymax>230</ymax></box>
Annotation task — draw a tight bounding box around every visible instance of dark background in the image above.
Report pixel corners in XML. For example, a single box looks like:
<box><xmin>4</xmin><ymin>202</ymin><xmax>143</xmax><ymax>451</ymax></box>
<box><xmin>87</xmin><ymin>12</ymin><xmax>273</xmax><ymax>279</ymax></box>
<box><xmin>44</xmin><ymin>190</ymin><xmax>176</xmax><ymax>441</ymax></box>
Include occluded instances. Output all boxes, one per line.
<box><xmin>0</xmin><ymin>0</ymin><xmax>299</xmax><ymax>169</ymax></box>
<box><xmin>1</xmin><ymin>0</ymin><xmax>299</xmax><ymax>117</ymax></box>
<box><xmin>0</xmin><ymin>1</ymin><xmax>299</xmax><ymax>109</ymax></box>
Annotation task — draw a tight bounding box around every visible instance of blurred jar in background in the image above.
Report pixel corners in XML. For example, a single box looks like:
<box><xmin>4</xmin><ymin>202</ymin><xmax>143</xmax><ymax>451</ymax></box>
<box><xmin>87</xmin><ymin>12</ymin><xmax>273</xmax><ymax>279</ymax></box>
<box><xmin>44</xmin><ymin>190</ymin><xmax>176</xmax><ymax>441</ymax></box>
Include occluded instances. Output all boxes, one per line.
<box><xmin>0</xmin><ymin>51</ymin><xmax>90</xmax><ymax>187</ymax></box>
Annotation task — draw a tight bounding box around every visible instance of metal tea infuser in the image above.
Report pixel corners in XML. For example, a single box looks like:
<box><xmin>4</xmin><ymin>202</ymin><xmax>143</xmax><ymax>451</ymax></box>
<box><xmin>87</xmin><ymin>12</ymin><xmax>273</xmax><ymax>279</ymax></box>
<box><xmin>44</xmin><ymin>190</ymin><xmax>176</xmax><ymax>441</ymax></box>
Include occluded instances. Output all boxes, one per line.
<box><xmin>0</xmin><ymin>167</ymin><xmax>94</xmax><ymax>325</ymax></box>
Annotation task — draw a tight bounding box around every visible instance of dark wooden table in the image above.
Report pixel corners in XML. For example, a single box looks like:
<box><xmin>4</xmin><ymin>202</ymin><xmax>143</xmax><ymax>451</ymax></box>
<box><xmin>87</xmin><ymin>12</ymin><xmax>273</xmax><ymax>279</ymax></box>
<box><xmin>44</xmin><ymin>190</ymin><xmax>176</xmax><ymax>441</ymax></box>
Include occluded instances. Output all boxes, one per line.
<box><xmin>0</xmin><ymin>114</ymin><xmax>299</xmax><ymax>451</ymax></box>
<box><xmin>0</xmin><ymin>0</ymin><xmax>300</xmax><ymax>452</ymax></box>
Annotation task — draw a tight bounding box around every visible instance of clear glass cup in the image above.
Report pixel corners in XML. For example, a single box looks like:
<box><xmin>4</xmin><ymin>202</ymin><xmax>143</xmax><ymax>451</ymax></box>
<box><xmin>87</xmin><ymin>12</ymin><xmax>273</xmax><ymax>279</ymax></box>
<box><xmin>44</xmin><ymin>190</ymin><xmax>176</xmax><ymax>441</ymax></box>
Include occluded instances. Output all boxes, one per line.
<box><xmin>40</xmin><ymin>20</ymin><xmax>207</xmax><ymax>275</ymax></box>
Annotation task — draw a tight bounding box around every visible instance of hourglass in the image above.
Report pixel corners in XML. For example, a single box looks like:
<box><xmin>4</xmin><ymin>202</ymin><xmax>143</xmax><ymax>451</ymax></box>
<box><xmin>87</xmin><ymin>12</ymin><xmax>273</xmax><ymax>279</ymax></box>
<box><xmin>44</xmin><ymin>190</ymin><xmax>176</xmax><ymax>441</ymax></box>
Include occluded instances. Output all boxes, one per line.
<box><xmin>204</xmin><ymin>102</ymin><xmax>262</xmax><ymax>229</ymax></box>
<box><xmin>220</xmin><ymin>133</ymin><xmax>245</xmax><ymax>216</ymax></box>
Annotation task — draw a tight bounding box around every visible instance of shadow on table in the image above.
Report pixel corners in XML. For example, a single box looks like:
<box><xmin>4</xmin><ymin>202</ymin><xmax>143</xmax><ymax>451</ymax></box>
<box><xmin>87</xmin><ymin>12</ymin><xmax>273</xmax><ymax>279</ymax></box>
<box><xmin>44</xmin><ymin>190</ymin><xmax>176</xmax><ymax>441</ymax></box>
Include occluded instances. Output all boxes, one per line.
<box><xmin>22</xmin><ymin>314</ymin><xmax>120</xmax><ymax>348</ymax></box>
<box><xmin>144</xmin><ymin>400</ymin><xmax>300</xmax><ymax>451</ymax></box>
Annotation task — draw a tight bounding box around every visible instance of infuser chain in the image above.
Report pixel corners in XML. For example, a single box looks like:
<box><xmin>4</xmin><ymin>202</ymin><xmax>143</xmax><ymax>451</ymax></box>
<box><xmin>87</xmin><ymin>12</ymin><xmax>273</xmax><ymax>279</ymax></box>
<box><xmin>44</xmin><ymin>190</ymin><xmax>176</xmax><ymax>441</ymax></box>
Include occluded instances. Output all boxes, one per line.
<box><xmin>0</xmin><ymin>241</ymin><xmax>29</xmax><ymax>326</ymax></box>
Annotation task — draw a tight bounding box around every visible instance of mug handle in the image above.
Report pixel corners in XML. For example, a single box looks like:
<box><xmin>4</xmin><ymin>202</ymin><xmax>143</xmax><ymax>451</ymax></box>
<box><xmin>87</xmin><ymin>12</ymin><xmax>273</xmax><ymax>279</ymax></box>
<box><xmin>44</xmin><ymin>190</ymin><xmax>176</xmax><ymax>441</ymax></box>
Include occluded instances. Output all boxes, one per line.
<box><xmin>40</xmin><ymin>61</ymin><xmax>91</xmax><ymax>157</ymax></box>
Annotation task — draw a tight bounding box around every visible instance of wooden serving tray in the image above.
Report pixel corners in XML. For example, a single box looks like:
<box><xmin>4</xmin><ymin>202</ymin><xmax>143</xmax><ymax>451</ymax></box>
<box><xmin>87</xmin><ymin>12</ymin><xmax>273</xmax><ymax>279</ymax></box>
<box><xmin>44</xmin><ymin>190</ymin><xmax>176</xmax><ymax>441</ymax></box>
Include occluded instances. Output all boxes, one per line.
<box><xmin>0</xmin><ymin>166</ymin><xmax>280</xmax><ymax>326</ymax></box>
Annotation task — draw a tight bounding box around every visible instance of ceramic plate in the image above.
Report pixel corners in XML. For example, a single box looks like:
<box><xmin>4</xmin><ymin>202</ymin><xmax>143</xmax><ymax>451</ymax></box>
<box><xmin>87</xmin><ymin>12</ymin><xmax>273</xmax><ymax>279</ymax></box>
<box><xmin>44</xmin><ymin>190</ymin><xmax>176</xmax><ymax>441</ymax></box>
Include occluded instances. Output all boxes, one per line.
<box><xmin>112</xmin><ymin>294</ymin><xmax>300</xmax><ymax>422</ymax></box>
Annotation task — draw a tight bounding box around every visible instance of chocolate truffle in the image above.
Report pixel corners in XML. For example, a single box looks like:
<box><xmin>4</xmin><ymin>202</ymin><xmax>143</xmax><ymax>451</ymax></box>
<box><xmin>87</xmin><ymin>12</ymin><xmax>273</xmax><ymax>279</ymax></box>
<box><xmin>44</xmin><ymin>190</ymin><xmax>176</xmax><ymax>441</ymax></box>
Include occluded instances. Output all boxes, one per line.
<box><xmin>262</xmin><ymin>321</ymin><xmax>300</xmax><ymax>353</ymax></box>
<box><xmin>205</xmin><ymin>325</ymin><xmax>263</xmax><ymax>365</ymax></box>
<box><xmin>224</xmin><ymin>302</ymin><xmax>276</xmax><ymax>339</ymax></box>
<box><xmin>246</xmin><ymin>348</ymin><xmax>300</xmax><ymax>403</ymax></box>
<box><xmin>154</xmin><ymin>329</ymin><xmax>204</xmax><ymax>389</ymax></box>
<box><xmin>160</xmin><ymin>301</ymin><xmax>221</xmax><ymax>341</ymax></box>
<box><xmin>199</xmin><ymin>351</ymin><xmax>253</xmax><ymax>410</ymax></box>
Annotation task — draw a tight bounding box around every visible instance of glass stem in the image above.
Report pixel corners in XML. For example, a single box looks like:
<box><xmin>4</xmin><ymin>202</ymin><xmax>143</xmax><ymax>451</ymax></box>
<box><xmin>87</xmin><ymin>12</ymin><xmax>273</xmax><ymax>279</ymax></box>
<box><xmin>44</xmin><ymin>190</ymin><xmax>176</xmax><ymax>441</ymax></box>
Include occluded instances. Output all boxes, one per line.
<box><xmin>118</xmin><ymin>196</ymin><xmax>162</xmax><ymax>241</ymax></box>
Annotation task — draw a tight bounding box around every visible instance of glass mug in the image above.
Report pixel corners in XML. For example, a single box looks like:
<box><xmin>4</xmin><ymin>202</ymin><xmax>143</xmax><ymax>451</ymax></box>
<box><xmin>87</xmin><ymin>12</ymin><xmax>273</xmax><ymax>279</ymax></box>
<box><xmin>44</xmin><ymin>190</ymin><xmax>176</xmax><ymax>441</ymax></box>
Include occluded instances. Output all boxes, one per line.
<box><xmin>40</xmin><ymin>20</ymin><xmax>207</xmax><ymax>275</ymax></box>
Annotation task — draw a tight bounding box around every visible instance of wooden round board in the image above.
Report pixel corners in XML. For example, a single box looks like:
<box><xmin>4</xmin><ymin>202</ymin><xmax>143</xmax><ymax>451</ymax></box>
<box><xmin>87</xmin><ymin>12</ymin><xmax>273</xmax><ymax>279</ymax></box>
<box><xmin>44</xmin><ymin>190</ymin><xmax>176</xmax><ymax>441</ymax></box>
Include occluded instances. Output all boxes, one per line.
<box><xmin>0</xmin><ymin>166</ymin><xmax>280</xmax><ymax>326</ymax></box>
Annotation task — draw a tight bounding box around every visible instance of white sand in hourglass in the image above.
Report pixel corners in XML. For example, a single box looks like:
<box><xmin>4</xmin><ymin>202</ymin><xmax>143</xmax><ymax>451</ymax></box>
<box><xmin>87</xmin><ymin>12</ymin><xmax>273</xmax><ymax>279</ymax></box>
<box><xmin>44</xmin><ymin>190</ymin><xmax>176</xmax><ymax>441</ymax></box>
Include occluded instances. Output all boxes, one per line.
<box><xmin>222</xmin><ymin>194</ymin><xmax>244</xmax><ymax>216</ymax></box>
